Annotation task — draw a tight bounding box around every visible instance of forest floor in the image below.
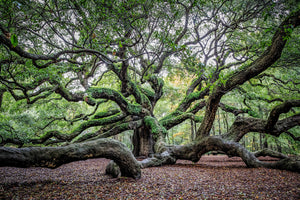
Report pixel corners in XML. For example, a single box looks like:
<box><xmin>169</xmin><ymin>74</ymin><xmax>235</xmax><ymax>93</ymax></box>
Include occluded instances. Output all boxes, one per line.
<box><xmin>0</xmin><ymin>155</ymin><xmax>299</xmax><ymax>200</ymax></box>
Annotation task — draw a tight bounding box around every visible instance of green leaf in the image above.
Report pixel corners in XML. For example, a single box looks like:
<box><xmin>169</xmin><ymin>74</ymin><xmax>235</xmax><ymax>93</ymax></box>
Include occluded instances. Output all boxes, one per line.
<box><xmin>11</xmin><ymin>34</ymin><xmax>18</xmax><ymax>47</ymax></box>
<box><xmin>119</xmin><ymin>41</ymin><xmax>123</xmax><ymax>48</ymax></box>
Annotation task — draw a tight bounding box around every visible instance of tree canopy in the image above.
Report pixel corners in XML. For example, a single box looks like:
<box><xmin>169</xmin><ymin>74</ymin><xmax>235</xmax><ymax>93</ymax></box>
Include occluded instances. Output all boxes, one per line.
<box><xmin>0</xmin><ymin>0</ymin><xmax>299</xmax><ymax>178</ymax></box>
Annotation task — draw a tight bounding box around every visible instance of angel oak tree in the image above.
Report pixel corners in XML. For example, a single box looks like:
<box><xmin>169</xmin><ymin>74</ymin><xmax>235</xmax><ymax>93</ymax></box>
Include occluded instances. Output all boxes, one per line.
<box><xmin>0</xmin><ymin>0</ymin><xmax>299</xmax><ymax>178</ymax></box>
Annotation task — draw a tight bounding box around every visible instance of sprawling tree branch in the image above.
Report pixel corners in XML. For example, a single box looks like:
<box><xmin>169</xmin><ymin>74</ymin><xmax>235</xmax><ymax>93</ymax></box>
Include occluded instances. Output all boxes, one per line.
<box><xmin>222</xmin><ymin>114</ymin><xmax>300</xmax><ymax>142</ymax></box>
<box><xmin>0</xmin><ymin>138</ymin><xmax>141</xmax><ymax>179</ymax></box>
<box><xmin>265</xmin><ymin>100</ymin><xmax>300</xmax><ymax>131</ymax></box>
<box><xmin>196</xmin><ymin>10</ymin><xmax>300</xmax><ymax>138</ymax></box>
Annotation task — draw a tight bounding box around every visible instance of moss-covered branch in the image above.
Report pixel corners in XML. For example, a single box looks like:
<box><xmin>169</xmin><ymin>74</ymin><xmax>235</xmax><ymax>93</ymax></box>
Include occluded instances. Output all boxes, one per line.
<box><xmin>177</xmin><ymin>88</ymin><xmax>209</xmax><ymax>112</ymax></box>
<box><xmin>219</xmin><ymin>103</ymin><xmax>257</xmax><ymax>117</ymax></box>
<box><xmin>140</xmin><ymin>136</ymin><xmax>300</xmax><ymax>172</ymax></box>
<box><xmin>85</xmin><ymin>120</ymin><xmax>143</xmax><ymax>142</ymax></box>
<box><xmin>254</xmin><ymin>149</ymin><xmax>288</xmax><ymax>159</ymax></box>
<box><xmin>0</xmin><ymin>138</ymin><xmax>141</xmax><ymax>179</ymax></box>
<box><xmin>143</xmin><ymin>75</ymin><xmax>164</xmax><ymax>105</ymax></box>
<box><xmin>223</xmin><ymin>10</ymin><xmax>300</xmax><ymax>92</ymax></box>
<box><xmin>88</xmin><ymin>87</ymin><xmax>144</xmax><ymax>115</ymax></box>
<box><xmin>266</xmin><ymin>100</ymin><xmax>300</xmax><ymax>131</ymax></box>
<box><xmin>110</xmin><ymin>63</ymin><xmax>153</xmax><ymax>110</ymax></box>
<box><xmin>222</xmin><ymin>114</ymin><xmax>300</xmax><ymax>142</ymax></box>
<box><xmin>171</xmin><ymin>136</ymin><xmax>300</xmax><ymax>172</ymax></box>
<box><xmin>0</xmin><ymin>112</ymin><xmax>127</xmax><ymax>146</ymax></box>
<box><xmin>159</xmin><ymin>111</ymin><xmax>203</xmax><ymax>130</ymax></box>
<box><xmin>128</xmin><ymin>81</ymin><xmax>152</xmax><ymax>110</ymax></box>
<box><xmin>187</xmin><ymin>100</ymin><xmax>206</xmax><ymax>114</ymax></box>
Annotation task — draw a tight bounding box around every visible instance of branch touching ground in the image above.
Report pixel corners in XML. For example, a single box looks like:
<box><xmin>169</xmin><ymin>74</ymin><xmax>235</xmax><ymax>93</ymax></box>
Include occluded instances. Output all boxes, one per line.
<box><xmin>0</xmin><ymin>138</ymin><xmax>141</xmax><ymax>179</ymax></box>
<box><xmin>254</xmin><ymin>148</ymin><xmax>288</xmax><ymax>159</ymax></box>
<box><xmin>139</xmin><ymin>136</ymin><xmax>300</xmax><ymax>173</ymax></box>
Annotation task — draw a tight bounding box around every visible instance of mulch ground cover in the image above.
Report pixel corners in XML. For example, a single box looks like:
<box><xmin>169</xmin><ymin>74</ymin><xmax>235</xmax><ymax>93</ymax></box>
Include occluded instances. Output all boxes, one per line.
<box><xmin>0</xmin><ymin>155</ymin><xmax>299</xmax><ymax>199</ymax></box>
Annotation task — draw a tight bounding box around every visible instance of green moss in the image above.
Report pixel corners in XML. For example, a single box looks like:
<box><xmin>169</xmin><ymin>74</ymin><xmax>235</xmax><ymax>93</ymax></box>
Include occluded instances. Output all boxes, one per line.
<box><xmin>143</xmin><ymin>72</ymin><xmax>151</xmax><ymax>81</ymax></box>
<box><xmin>144</xmin><ymin>116</ymin><xmax>160</xmax><ymax>140</ymax></box>
<box><xmin>83</xmin><ymin>95</ymin><xmax>97</xmax><ymax>106</ymax></box>
<box><xmin>112</xmin><ymin>62</ymin><xmax>122</xmax><ymax>73</ymax></box>
<box><xmin>88</xmin><ymin>87</ymin><xmax>119</xmax><ymax>98</ymax></box>
<box><xmin>129</xmin><ymin>81</ymin><xmax>152</xmax><ymax>110</ymax></box>
<box><xmin>93</xmin><ymin>109</ymin><xmax>120</xmax><ymax>119</ymax></box>
<box><xmin>247</xmin><ymin>110</ymin><xmax>259</xmax><ymax>118</ymax></box>
<box><xmin>88</xmin><ymin>87</ymin><xmax>128</xmax><ymax>106</ymax></box>
<box><xmin>180</xmin><ymin>91</ymin><xmax>202</xmax><ymax>105</ymax></box>
<box><xmin>141</xmin><ymin>88</ymin><xmax>155</xmax><ymax>98</ymax></box>
<box><xmin>157</xmin><ymin>77</ymin><xmax>164</xmax><ymax>88</ymax></box>
<box><xmin>224</xmin><ymin>104</ymin><xmax>237</xmax><ymax>111</ymax></box>
<box><xmin>88</xmin><ymin>87</ymin><xmax>146</xmax><ymax>115</ymax></box>
<box><xmin>144</xmin><ymin>116</ymin><xmax>168</xmax><ymax>140</ymax></box>
<box><xmin>71</xmin><ymin>112</ymin><xmax>123</xmax><ymax>136</ymax></box>
<box><xmin>144</xmin><ymin>116</ymin><xmax>159</xmax><ymax>134</ymax></box>
<box><xmin>119</xmin><ymin>122</ymin><xmax>129</xmax><ymax>130</ymax></box>
<box><xmin>159</xmin><ymin>111</ymin><xmax>183</xmax><ymax>125</ymax></box>
<box><xmin>127</xmin><ymin>104</ymin><xmax>142</xmax><ymax>115</ymax></box>
<box><xmin>194</xmin><ymin>116</ymin><xmax>203</xmax><ymax>123</ymax></box>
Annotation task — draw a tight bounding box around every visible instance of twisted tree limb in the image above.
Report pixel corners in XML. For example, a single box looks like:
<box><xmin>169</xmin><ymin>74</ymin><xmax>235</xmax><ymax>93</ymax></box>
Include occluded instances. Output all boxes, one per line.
<box><xmin>0</xmin><ymin>138</ymin><xmax>141</xmax><ymax>179</ymax></box>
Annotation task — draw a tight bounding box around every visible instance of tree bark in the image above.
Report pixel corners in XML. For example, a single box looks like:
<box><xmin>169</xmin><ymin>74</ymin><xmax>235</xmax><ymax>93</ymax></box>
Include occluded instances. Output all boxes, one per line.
<box><xmin>254</xmin><ymin>148</ymin><xmax>288</xmax><ymax>159</ymax></box>
<box><xmin>132</xmin><ymin>125</ymin><xmax>154</xmax><ymax>157</ymax></box>
<box><xmin>0</xmin><ymin>138</ymin><xmax>141</xmax><ymax>179</ymax></box>
<box><xmin>140</xmin><ymin>136</ymin><xmax>300</xmax><ymax>172</ymax></box>
<box><xmin>222</xmin><ymin>114</ymin><xmax>300</xmax><ymax>142</ymax></box>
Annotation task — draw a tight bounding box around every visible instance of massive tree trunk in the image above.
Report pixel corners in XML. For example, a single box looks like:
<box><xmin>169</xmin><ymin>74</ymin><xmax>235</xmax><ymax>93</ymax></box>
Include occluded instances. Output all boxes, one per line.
<box><xmin>132</xmin><ymin>125</ymin><xmax>155</xmax><ymax>157</ymax></box>
<box><xmin>0</xmin><ymin>138</ymin><xmax>141</xmax><ymax>179</ymax></box>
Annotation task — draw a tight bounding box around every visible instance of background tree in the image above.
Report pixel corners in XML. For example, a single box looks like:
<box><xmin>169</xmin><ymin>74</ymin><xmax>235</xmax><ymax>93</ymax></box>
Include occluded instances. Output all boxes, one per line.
<box><xmin>0</xmin><ymin>0</ymin><xmax>299</xmax><ymax>178</ymax></box>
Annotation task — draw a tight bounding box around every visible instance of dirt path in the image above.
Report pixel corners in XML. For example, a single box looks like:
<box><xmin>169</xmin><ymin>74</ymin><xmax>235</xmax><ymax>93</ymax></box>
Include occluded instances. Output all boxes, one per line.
<box><xmin>1</xmin><ymin>156</ymin><xmax>299</xmax><ymax>199</ymax></box>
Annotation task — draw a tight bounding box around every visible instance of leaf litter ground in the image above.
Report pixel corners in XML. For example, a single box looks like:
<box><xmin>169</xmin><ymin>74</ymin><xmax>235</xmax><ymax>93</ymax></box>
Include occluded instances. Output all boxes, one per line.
<box><xmin>0</xmin><ymin>155</ymin><xmax>299</xmax><ymax>199</ymax></box>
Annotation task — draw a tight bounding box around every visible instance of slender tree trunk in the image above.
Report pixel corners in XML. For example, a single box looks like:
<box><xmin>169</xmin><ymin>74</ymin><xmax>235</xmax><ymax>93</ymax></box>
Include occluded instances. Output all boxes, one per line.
<box><xmin>0</xmin><ymin>91</ymin><xmax>4</xmax><ymax>109</ymax></box>
<box><xmin>263</xmin><ymin>134</ymin><xmax>268</xmax><ymax>149</ymax></box>
<box><xmin>223</xmin><ymin>112</ymin><xmax>229</xmax><ymax>132</ymax></box>
<box><xmin>212</xmin><ymin>124</ymin><xmax>215</xmax><ymax>136</ymax></box>
<box><xmin>172</xmin><ymin>128</ymin><xmax>175</xmax><ymax>145</ymax></box>
<box><xmin>191</xmin><ymin>119</ymin><xmax>195</xmax><ymax>141</ymax></box>
<box><xmin>217</xmin><ymin>109</ymin><xmax>221</xmax><ymax>135</ymax></box>
<box><xmin>252</xmin><ymin>135</ymin><xmax>256</xmax><ymax>152</ymax></box>
<box><xmin>196</xmin><ymin>92</ymin><xmax>222</xmax><ymax>138</ymax></box>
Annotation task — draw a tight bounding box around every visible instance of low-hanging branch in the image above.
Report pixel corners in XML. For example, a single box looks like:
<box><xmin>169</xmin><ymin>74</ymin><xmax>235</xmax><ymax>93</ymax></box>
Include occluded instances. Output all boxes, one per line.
<box><xmin>0</xmin><ymin>112</ymin><xmax>127</xmax><ymax>146</ymax></box>
<box><xmin>171</xmin><ymin>136</ymin><xmax>300</xmax><ymax>172</ymax></box>
<box><xmin>88</xmin><ymin>87</ymin><xmax>147</xmax><ymax>115</ymax></box>
<box><xmin>108</xmin><ymin>136</ymin><xmax>300</xmax><ymax>177</ymax></box>
<box><xmin>160</xmin><ymin>111</ymin><xmax>203</xmax><ymax>130</ymax></box>
<box><xmin>222</xmin><ymin>114</ymin><xmax>300</xmax><ymax>142</ymax></box>
<box><xmin>84</xmin><ymin>119</ymin><xmax>143</xmax><ymax>142</ymax></box>
<box><xmin>0</xmin><ymin>138</ymin><xmax>141</xmax><ymax>179</ymax></box>
<box><xmin>218</xmin><ymin>102</ymin><xmax>251</xmax><ymax>116</ymax></box>
<box><xmin>265</xmin><ymin>100</ymin><xmax>300</xmax><ymax>131</ymax></box>
<box><xmin>176</xmin><ymin>88</ymin><xmax>209</xmax><ymax>112</ymax></box>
